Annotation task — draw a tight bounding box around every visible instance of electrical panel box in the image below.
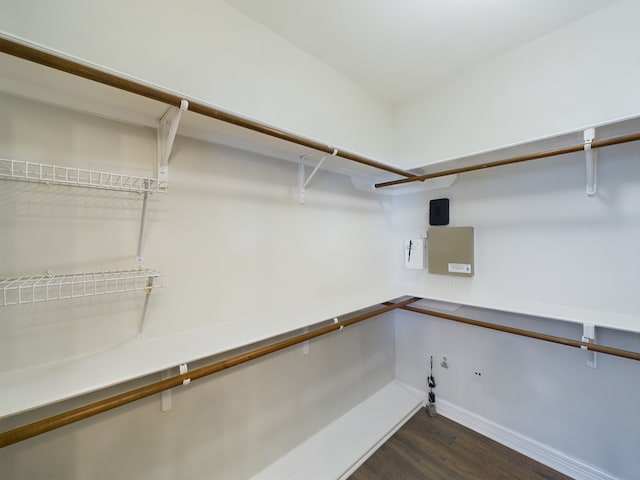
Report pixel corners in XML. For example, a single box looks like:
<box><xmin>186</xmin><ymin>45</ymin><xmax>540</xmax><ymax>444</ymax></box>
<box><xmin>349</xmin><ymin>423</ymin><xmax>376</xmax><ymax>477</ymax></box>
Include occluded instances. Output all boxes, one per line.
<box><xmin>427</xmin><ymin>227</ymin><xmax>474</xmax><ymax>277</ymax></box>
<box><xmin>404</xmin><ymin>238</ymin><xmax>426</xmax><ymax>270</ymax></box>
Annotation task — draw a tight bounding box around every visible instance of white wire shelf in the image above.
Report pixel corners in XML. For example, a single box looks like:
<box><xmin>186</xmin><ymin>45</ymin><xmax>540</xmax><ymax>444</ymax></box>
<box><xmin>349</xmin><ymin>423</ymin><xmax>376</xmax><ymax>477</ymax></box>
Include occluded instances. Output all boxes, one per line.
<box><xmin>0</xmin><ymin>158</ymin><xmax>168</xmax><ymax>193</ymax></box>
<box><xmin>0</xmin><ymin>269</ymin><xmax>165</xmax><ymax>306</ymax></box>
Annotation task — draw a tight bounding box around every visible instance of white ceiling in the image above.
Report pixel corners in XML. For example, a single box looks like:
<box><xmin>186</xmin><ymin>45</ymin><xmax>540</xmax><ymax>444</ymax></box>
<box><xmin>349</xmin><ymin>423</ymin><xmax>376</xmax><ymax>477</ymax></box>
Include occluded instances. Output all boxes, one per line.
<box><xmin>223</xmin><ymin>0</ymin><xmax>616</xmax><ymax>104</ymax></box>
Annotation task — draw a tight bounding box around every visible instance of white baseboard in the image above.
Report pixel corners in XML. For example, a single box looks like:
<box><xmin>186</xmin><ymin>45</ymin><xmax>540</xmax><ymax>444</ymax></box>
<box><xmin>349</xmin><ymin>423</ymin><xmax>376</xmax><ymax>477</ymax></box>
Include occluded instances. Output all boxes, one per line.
<box><xmin>436</xmin><ymin>399</ymin><xmax>620</xmax><ymax>480</ymax></box>
<box><xmin>251</xmin><ymin>382</ymin><xmax>621</xmax><ymax>480</ymax></box>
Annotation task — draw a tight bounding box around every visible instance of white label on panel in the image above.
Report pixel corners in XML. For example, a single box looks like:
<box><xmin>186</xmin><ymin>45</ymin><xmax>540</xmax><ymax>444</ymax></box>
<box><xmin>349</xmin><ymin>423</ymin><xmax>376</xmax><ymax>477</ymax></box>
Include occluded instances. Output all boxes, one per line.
<box><xmin>448</xmin><ymin>263</ymin><xmax>471</xmax><ymax>274</ymax></box>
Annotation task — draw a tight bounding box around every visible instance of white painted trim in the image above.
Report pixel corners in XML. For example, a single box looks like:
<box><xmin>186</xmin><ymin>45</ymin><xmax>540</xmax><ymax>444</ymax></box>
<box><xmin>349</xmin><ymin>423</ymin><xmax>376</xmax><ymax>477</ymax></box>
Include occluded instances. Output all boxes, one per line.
<box><xmin>398</xmin><ymin>289</ymin><xmax>640</xmax><ymax>334</ymax></box>
<box><xmin>437</xmin><ymin>399</ymin><xmax>620</xmax><ymax>480</ymax></box>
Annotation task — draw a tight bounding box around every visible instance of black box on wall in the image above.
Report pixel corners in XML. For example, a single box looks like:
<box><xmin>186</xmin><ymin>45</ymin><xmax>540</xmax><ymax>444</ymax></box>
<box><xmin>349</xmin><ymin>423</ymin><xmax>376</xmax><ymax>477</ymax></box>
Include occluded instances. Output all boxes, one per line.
<box><xmin>429</xmin><ymin>198</ymin><xmax>449</xmax><ymax>226</ymax></box>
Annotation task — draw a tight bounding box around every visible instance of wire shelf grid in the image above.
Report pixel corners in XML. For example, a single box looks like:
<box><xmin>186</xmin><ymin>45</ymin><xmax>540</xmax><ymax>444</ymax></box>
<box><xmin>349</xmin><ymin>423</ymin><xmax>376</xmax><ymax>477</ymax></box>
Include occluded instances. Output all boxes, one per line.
<box><xmin>0</xmin><ymin>158</ymin><xmax>168</xmax><ymax>193</ymax></box>
<box><xmin>0</xmin><ymin>269</ymin><xmax>165</xmax><ymax>306</ymax></box>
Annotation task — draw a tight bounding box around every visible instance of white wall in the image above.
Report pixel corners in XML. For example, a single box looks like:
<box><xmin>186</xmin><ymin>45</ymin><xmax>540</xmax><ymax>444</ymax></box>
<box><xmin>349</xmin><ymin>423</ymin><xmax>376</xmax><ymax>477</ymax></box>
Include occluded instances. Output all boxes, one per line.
<box><xmin>0</xmin><ymin>93</ymin><xmax>396</xmax><ymax>371</ymax></box>
<box><xmin>0</xmin><ymin>3</ymin><xmax>402</xmax><ymax>477</ymax></box>
<box><xmin>391</xmin><ymin>138</ymin><xmax>640</xmax><ymax>478</ymax></box>
<box><xmin>395</xmin><ymin>307</ymin><xmax>640</xmax><ymax>480</ymax></box>
<box><xmin>392</xmin><ymin>140</ymin><xmax>640</xmax><ymax>332</ymax></box>
<box><xmin>393</xmin><ymin>0</ymin><xmax>640</xmax><ymax>168</ymax></box>
<box><xmin>0</xmin><ymin>0</ymin><xmax>392</xmax><ymax>162</ymax></box>
<box><xmin>390</xmin><ymin>3</ymin><xmax>640</xmax><ymax>475</ymax></box>
<box><xmin>0</xmin><ymin>90</ymin><xmax>398</xmax><ymax>477</ymax></box>
<box><xmin>2</xmin><ymin>2</ymin><xmax>640</xmax><ymax>478</ymax></box>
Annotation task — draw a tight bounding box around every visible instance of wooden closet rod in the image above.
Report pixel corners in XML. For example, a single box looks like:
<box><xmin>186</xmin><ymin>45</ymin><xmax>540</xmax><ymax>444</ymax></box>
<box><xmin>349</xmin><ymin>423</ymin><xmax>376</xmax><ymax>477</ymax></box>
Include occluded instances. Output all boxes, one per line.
<box><xmin>394</xmin><ymin>303</ymin><xmax>640</xmax><ymax>362</ymax></box>
<box><xmin>375</xmin><ymin>131</ymin><xmax>640</xmax><ymax>188</ymax></box>
<box><xmin>0</xmin><ymin>36</ymin><xmax>417</xmax><ymax>180</ymax></box>
<box><xmin>0</xmin><ymin>297</ymin><xmax>420</xmax><ymax>448</ymax></box>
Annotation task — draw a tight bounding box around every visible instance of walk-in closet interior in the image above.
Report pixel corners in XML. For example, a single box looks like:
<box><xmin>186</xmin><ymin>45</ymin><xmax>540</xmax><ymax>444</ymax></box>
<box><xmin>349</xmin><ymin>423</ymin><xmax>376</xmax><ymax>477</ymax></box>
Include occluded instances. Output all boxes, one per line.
<box><xmin>1</xmin><ymin>1</ymin><xmax>639</xmax><ymax>479</ymax></box>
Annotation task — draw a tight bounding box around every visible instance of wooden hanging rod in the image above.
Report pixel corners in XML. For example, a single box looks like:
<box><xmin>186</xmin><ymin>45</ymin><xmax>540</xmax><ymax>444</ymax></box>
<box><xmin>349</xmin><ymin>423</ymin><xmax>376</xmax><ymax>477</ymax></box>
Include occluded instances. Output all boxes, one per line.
<box><xmin>393</xmin><ymin>303</ymin><xmax>640</xmax><ymax>362</ymax></box>
<box><xmin>375</xmin><ymin>131</ymin><xmax>640</xmax><ymax>188</ymax></box>
<box><xmin>0</xmin><ymin>36</ymin><xmax>417</xmax><ymax>180</ymax></box>
<box><xmin>0</xmin><ymin>297</ymin><xmax>420</xmax><ymax>448</ymax></box>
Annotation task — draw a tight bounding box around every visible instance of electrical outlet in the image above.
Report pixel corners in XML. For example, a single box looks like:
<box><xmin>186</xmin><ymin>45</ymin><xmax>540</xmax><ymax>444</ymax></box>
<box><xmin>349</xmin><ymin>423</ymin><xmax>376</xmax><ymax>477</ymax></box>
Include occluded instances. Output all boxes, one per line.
<box><xmin>440</xmin><ymin>356</ymin><xmax>449</xmax><ymax>369</ymax></box>
<box><xmin>472</xmin><ymin>366</ymin><xmax>484</xmax><ymax>384</ymax></box>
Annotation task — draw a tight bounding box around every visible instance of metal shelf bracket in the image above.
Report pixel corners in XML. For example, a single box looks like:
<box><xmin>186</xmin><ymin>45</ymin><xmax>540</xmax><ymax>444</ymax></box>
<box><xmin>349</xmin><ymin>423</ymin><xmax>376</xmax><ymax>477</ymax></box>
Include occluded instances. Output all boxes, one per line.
<box><xmin>157</xmin><ymin>99</ymin><xmax>189</xmax><ymax>186</ymax></box>
<box><xmin>136</xmin><ymin>180</ymin><xmax>151</xmax><ymax>264</ymax></box>
<box><xmin>298</xmin><ymin>149</ymin><xmax>338</xmax><ymax>204</ymax></box>
<box><xmin>144</xmin><ymin>99</ymin><xmax>188</xmax><ymax>264</ymax></box>
<box><xmin>581</xmin><ymin>323</ymin><xmax>597</xmax><ymax>368</ymax></box>
<box><xmin>584</xmin><ymin>128</ymin><xmax>597</xmax><ymax>196</ymax></box>
<box><xmin>159</xmin><ymin>363</ymin><xmax>190</xmax><ymax>412</ymax></box>
<box><xmin>179</xmin><ymin>363</ymin><xmax>191</xmax><ymax>385</ymax></box>
<box><xmin>137</xmin><ymin>274</ymin><xmax>155</xmax><ymax>338</ymax></box>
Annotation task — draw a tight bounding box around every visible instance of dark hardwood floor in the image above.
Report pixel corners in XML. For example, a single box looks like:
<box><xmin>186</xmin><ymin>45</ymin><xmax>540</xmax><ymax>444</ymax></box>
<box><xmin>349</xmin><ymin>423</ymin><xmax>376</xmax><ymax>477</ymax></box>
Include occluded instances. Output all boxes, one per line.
<box><xmin>349</xmin><ymin>409</ymin><xmax>572</xmax><ymax>480</ymax></box>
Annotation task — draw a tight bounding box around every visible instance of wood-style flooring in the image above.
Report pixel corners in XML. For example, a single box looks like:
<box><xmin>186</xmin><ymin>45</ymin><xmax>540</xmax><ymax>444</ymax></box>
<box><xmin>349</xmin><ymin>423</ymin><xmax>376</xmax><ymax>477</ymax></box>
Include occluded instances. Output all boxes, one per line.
<box><xmin>349</xmin><ymin>409</ymin><xmax>572</xmax><ymax>480</ymax></box>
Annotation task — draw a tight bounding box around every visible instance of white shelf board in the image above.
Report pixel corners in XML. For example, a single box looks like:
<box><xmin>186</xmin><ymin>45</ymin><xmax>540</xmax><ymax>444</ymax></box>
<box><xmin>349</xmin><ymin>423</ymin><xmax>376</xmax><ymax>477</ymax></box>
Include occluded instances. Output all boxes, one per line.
<box><xmin>400</xmin><ymin>285</ymin><xmax>640</xmax><ymax>334</ymax></box>
<box><xmin>0</xmin><ymin>50</ymin><xmax>166</xmax><ymax>129</ymax></box>
<box><xmin>0</xmin><ymin>43</ymin><xmax>411</xmax><ymax>184</ymax></box>
<box><xmin>0</xmin><ymin>285</ymin><xmax>406</xmax><ymax>418</ymax></box>
<box><xmin>406</xmin><ymin>115</ymin><xmax>640</xmax><ymax>174</ymax></box>
<box><xmin>176</xmin><ymin>109</ymin><xmax>396</xmax><ymax>180</ymax></box>
<box><xmin>251</xmin><ymin>380</ymin><xmax>423</xmax><ymax>480</ymax></box>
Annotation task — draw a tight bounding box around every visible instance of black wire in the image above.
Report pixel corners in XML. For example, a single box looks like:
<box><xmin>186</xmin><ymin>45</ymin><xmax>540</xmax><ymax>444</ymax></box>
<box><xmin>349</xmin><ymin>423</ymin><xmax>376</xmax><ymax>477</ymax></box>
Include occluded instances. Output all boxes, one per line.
<box><xmin>428</xmin><ymin>355</ymin><xmax>436</xmax><ymax>389</ymax></box>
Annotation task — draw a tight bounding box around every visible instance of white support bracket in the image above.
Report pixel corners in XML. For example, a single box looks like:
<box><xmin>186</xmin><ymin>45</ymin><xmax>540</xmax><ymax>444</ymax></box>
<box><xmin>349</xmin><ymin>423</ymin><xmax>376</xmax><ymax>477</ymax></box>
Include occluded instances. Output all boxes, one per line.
<box><xmin>159</xmin><ymin>363</ymin><xmax>191</xmax><ymax>412</ymax></box>
<box><xmin>334</xmin><ymin>317</ymin><xmax>343</xmax><ymax>331</ymax></box>
<box><xmin>136</xmin><ymin>179</ymin><xmax>150</xmax><ymax>264</ymax></box>
<box><xmin>137</xmin><ymin>275</ymin><xmax>154</xmax><ymax>338</ymax></box>
<box><xmin>142</xmin><ymin>101</ymin><xmax>188</xmax><ymax>263</ymax></box>
<box><xmin>581</xmin><ymin>324</ymin><xmax>597</xmax><ymax>368</ymax></box>
<box><xmin>584</xmin><ymin>127</ymin><xmax>597</xmax><ymax>196</ymax></box>
<box><xmin>157</xmin><ymin>99</ymin><xmax>189</xmax><ymax>187</ymax></box>
<box><xmin>298</xmin><ymin>149</ymin><xmax>338</xmax><ymax>204</ymax></box>
<box><xmin>179</xmin><ymin>363</ymin><xmax>191</xmax><ymax>386</ymax></box>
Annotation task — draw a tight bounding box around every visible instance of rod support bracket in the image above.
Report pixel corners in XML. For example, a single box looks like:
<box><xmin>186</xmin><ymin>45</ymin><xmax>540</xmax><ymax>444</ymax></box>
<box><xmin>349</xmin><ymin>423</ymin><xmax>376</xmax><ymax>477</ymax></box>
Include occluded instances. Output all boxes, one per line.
<box><xmin>157</xmin><ymin>99</ymin><xmax>188</xmax><ymax>187</ymax></box>
<box><xmin>584</xmin><ymin>128</ymin><xmax>597</xmax><ymax>196</ymax></box>
<box><xmin>581</xmin><ymin>324</ymin><xmax>597</xmax><ymax>368</ymax></box>
<box><xmin>179</xmin><ymin>363</ymin><xmax>191</xmax><ymax>386</ymax></box>
<box><xmin>137</xmin><ymin>274</ymin><xmax>155</xmax><ymax>338</ymax></box>
<box><xmin>159</xmin><ymin>362</ymin><xmax>189</xmax><ymax>412</ymax></box>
